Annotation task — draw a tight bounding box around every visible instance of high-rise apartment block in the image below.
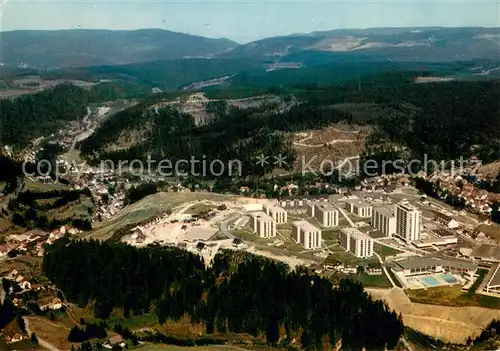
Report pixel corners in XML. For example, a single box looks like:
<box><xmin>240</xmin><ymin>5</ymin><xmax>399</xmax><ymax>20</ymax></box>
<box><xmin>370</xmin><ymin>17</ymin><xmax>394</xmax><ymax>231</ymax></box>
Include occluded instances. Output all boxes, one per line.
<box><xmin>372</xmin><ymin>206</ymin><xmax>397</xmax><ymax>237</ymax></box>
<box><xmin>340</xmin><ymin>228</ymin><xmax>374</xmax><ymax>258</ymax></box>
<box><xmin>396</xmin><ymin>201</ymin><xmax>421</xmax><ymax>243</ymax></box>
<box><xmin>291</xmin><ymin>220</ymin><xmax>322</xmax><ymax>250</ymax></box>
<box><xmin>251</xmin><ymin>212</ymin><xmax>276</xmax><ymax>239</ymax></box>
<box><xmin>345</xmin><ymin>199</ymin><xmax>373</xmax><ymax>218</ymax></box>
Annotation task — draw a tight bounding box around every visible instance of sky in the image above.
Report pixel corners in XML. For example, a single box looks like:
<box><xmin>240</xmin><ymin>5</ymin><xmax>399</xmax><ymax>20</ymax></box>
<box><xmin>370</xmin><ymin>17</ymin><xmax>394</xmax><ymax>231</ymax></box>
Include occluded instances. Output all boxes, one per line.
<box><xmin>1</xmin><ymin>0</ymin><xmax>499</xmax><ymax>43</ymax></box>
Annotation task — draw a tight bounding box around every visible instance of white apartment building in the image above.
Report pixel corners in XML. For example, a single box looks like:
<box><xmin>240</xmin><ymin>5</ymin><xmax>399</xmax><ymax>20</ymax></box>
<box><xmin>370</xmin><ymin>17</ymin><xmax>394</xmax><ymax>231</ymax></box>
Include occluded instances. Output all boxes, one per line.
<box><xmin>345</xmin><ymin>200</ymin><xmax>373</xmax><ymax>218</ymax></box>
<box><xmin>291</xmin><ymin>220</ymin><xmax>322</xmax><ymax>250</ymax></box>
<box><xmin>251</xmin><ymin>212</ymin><xmax>276</xmax><ymax>239</ymax></box>
<box><xmin>340</xmin><ymin>228</ymin><xmax>374</xmax><ymax>258</ymax></box>
<box><xmin>267</xmin><ymin>206</ymin><xmax>288</xmax><ymax>224</ymax></box>
<box><xmin>306</xmin><ymin>202</ymin><xmax>319</xmax><ymax>217</ymax></box>
<box><xmin>372</xmin><ymin>206</ymin><xmax>396</xmax><ymax>237</ymax></box>
<box><xmin>314</xmin><ymin>204</ymin><xmax>339</xmax><ymax>227</ymax></box>
<box><xmin>396</xmin><ymin>200</ymin><xmax>421</xmax><ymax>243</ymax></box>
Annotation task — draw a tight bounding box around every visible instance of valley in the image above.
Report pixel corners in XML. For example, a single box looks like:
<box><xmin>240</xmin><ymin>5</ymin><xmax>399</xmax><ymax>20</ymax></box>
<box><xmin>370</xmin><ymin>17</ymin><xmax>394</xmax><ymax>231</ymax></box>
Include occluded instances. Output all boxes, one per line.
<box><xmin>2</xmin><ymin>20</ymin><xmax>500</xmax><ymax>351</ymax></box>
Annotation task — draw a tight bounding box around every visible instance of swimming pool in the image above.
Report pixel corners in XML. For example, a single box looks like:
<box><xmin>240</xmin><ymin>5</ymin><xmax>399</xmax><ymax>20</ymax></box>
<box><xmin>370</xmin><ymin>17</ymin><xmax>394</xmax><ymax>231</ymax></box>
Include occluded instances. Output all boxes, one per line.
<box><xmin>440</xmin><ymin>273</ymin><xmax>458</xmax><ymax>284</ymax></box>
<box><xmin>421</xmin><ymin>276</ymin><xmax>440</xmax><ymax>287</ymax></box>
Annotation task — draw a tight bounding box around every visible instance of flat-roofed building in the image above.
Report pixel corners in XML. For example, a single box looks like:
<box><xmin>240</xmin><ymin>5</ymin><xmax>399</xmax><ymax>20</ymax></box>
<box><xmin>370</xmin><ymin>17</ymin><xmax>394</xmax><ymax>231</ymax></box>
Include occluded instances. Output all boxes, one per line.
<box><xmin>314</xmin><ymin>204</ymin><xmax>339</xmax><ymax>228</ymax></box>
<box><xmin>340</xmin><ymin>228</ymin><xmax>374</xmax><ymax>258</ymax></box>
<box><xmin>471</xmin><ymin>244</ymin><xmax>500</xmax><ymax>263</ymax></box>
<box><xmin>484</xmin><ymin>264</ymin><xmax>500</xmax><ymax>294</ymax></box>
<box><xmin>371</xmin><ymin>206</ymin><xmax>396</xmax><ymax>237</ymax></box>
<box><xmin>345</xmin><ymin>200</ymin><xmax>373</xmax><ymax>218</ymax></box>
<box><xmin>392</xmin><ymin>257</ymin><xmax>478</xmax><ymax>280</ymax></box>
<box><xmin>251</xmin><ymin>212</ymin><xmax>276</xmax><ymax>239</ymax></box>
<box><xmin>291</xmin><ymin>220</ymin><xmax>321</xmax><ymax>250</ymax></box>
<box><xmin>396</xmin><ymin>200</ymin><xmax>421</xmax><ymax>243</ymax></box>
<box><xmin>267</xmin><ymin>206</ymin><xmax>287</xmax><ymax>224</ymax></box>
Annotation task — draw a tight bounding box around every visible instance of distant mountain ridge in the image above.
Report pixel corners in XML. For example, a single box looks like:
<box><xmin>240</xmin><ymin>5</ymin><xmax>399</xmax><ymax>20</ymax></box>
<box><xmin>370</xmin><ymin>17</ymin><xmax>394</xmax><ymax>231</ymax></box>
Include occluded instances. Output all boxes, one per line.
<box><xmin>0</xmin><ymin>29</ymin><xmax>237</xmax><ymax>68</ymax></box>
<box><xmin>221</xmin><ymin>27</ymin><xmax>500</xmax><ymax>63</ymax></box>
<box><xmin>2</xmin><ymin>27</ymin><xmax>500</xmax><ymax>68</ymax></box>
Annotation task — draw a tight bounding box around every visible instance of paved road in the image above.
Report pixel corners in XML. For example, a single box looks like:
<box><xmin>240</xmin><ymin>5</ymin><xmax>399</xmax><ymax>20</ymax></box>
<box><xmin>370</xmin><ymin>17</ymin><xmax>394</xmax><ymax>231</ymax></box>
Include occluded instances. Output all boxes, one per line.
<box><xmin>23</xmin><ymin>316</ymin><xmax>61</xmax><ymax>351</ymax></box>
<box><xmin>218</xmin><ymin>212</ymin><xmax>243</xmax><ymax>240</ymax></box>
<box><xmin>68</xmin><ymin>107</ymin><xmax>92</xmax><ymax>154</ymax></box>
<box><xmin>373</xmin><ymin>252</ymin><xmax>399</xmax><ymax>289</ymax></box>
<box><xmin>401</xmin><ymin>337</ymin><xmax>415</xmax><ymax>351</ymax></box>
<box><xmin>337</xmin><ymin>206</ymin><xmax>356</xmax><ymax>227</ymax></box>
<box><xmin>0</xmin><ymin>279</ymin><xmax>5</xmax><ymax>306</ymax></box>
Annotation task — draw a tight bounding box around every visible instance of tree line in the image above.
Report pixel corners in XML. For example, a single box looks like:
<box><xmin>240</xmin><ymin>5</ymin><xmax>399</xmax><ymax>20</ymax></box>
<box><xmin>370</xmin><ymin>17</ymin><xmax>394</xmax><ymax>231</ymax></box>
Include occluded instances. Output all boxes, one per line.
<box><xmin>43</xmin><ymin>239</ymin><xmax>404</xmax><ymax>350</ymax></box>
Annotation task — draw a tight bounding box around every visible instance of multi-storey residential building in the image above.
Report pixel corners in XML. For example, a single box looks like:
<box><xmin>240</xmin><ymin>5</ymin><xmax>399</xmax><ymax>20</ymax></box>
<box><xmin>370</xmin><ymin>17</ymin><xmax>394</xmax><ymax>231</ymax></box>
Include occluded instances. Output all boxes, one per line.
<box><xmin>345</xmin><ymin>199</ymin><xmax>373</xmax><ymax>218</ymax></box>
<box><xmin>291</xmin><ymin>220</ymin><xmax>322</xmax><ymax>250</ymax></box>
<box><xmin>314</xmin><ymin>204</ymin><xmax>339</xmax><ymax>227</ymax></box>
<box><xmin>396</xmin><ymin>200</ymin><xmax>421</xmax><ymax>243</ymax></box>
<box><xmin>267</xmin><ymin>206</ymin><xmax>287</xmax><ymax>224</ymax></box>
<box><xmin>340</xmin><ymin>228</ymin><xmax>374</xmax><ymax>258</ymax></box>
<box><xmin>251</xmin><ymin>212</ymin><xmax>276</xmax><ymax>239</ymax></box>
<box><xmin>306</xmin><ymin>202</ymin><xmax>319</xmax><ymax>217</ymax></box>
<box><xmin>371</xmin><ymin>206</ymin><xmax>396</xmax><ymax>237</ymax></box>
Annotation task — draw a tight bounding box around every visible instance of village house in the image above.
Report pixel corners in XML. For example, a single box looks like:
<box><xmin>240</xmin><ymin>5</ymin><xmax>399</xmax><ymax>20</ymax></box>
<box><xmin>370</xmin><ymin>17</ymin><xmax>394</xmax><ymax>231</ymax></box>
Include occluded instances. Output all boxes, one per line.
<box><xmin>39</xmin><ymin>297</ymin><xmax>63</xmax><ymax>311</ymax></box>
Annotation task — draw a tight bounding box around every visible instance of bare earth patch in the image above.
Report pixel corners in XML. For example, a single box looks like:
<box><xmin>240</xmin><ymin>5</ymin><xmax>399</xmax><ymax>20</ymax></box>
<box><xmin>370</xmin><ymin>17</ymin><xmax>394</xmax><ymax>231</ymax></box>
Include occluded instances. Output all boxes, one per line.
<box><xmin>367</xmin><ymin>288</ymin><xmax>500</xmax><ymax>344</ymax></box>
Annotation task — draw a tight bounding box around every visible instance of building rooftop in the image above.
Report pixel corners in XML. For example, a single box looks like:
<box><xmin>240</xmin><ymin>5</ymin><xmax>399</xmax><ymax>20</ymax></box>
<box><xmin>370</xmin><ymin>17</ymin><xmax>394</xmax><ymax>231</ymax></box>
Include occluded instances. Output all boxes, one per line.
<box><xmin>431</xmin><ymin>228</ymin><xmax>456</xmax><ymax>238</ymax></box>
<box><xmin>340</xmin><ymin>227</ymin><xmax>371</xmax><ymax>240</ymax></box>
<box><xmin>345</xmin><ymin>199</ymin><xmax>371</xmax><ymax>207</ymax></box>
<box><xmin>471</xmin><ymin>244</ymin><xmax>500</xmax><ymax>261</ymax></box>
<box><xmin>394</xmin><ymin>256</ymin><xmax>477</xmax><ymax>271</ymax></box>
<box><xmin>268</xmin><ymin>206</ymin><xmax>287</xmax><ymax>213</ymax></box>
<box><xmin>292</xmin><ymin>220</ymin><xmax>320</xmax><ymax>232</ymax></box>
<box><xmin>316</xmin><ymin>203</ymin><xmax>337</xmax><ymax>211</ymax></box>
<box><xmin>487</xmin><ymin>264</ymin><xmax>500</xmax><ymax>288</ymax></box>
<box><xmin>251</xmin><ymin>211</ymin><xmax>274</xmax><ymax>222</ymax></box>
<box><xmin>373</xmin><ymin>206</ymin><xmax>395</xmax><ymax>218</ymax></box>
<box><xmin>396</xmin><ymin>200</ymin><xmax>419</xmax><ymax>212</ymax></box>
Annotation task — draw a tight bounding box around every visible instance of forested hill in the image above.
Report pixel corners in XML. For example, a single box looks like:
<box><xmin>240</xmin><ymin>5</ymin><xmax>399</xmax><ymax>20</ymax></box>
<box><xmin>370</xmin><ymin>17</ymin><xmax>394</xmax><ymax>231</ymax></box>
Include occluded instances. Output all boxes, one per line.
<box><xmin>79</xmin><ymin>77</ymin><xmax>500</xmax><ymax>177</ymax></box>
<box><xmin>0</xmin><ymin>84</ymin><xmax>89</xmax><ymax>149</ymax></box>
<box><xmin>43</xmin><ymin>239</ymin><xmax>404</xmax><ymax>349</ymax></box>
<box><xmin>78</xmin><ymin>97</ymin><xmax>356</xmax><ymax>176</ymax></box>
<box><xmin>1</xmin><ymin>29</ymin><xmax>237</xmax><ymax>68</ymax></box>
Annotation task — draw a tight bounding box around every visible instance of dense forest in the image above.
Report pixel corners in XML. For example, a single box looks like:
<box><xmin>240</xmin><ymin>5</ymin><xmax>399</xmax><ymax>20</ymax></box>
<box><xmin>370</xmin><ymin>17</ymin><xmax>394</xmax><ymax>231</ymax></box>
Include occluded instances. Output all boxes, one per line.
<box><xmin>6</xmin><ymin>188</ymin><xmax>94</xmax><ymax>230</ymax></box>
<box><xmin>0</xmin><ymin>84</ymin><xmax>89</xmax><ymax>149</ymax></box>
<box><xmin>79</xmin><ymin>99</ymin><xmax>356</xmax><ymax>177</ymax></box>
<box><xmin>43</xmin><ymin>239</ymin><xmax>404</xmax><ymax>350</ymax></box>
<box><xmin>79</xmin><ymin>76</ymin><xmax>500</xmax><ymax>181</ymax></box>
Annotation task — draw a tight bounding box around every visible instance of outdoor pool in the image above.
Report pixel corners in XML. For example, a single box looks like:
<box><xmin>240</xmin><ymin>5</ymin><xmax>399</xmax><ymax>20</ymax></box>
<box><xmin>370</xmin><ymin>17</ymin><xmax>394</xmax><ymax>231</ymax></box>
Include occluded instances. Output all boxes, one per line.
<box><xmin>421</xmin><ymin>276</ymin><xmax>440</xmax><ymax>287</ymax></box>
<box><xmin>439</xmin><ymin>273</ymin><xmax>458</xmax><ymax>284</ymax></box>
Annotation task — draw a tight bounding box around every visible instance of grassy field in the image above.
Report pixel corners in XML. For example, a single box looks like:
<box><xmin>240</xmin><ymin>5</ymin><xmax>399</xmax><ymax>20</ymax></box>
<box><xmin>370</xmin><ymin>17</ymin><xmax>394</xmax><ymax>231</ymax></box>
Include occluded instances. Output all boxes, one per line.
<box><xmin>374</xmin><ymin>243</ymin><xmax>403</xmax><ymax>259</ymax></box>
<box><xmin>185</xmin><ymin>203</ymin><xmax>213</xmax><ymax>215</ymax></box>
<box><xmin>107</xmin><ymin>313</ymin><xmax>159</xmax><ymax>331</ymax></box>
<box><xmin>25</xmin><ymin>316</ymin><xmax>74</xmax><ymax>351</ymax></box>
<box><xmin>408</xmin><ymin>285</ymin><xmax>500</xmax><ymax>309</ymax></box>
<box><xmin>466</xmin><ymin>269</ymin><xmax>489</xmax><ymax>296</ymax></box>
<box><xmin>324</xmin><ymin>248</ymin><xmax>379</xmax><ymax>267</ymax></box>
<box><xmin>23</xmin><ymin>178</ymin><xmax>69</xmax><ymax>192</ymax></box>
<box><xmin>358</xmin><ymin>272</ymin><xmax>392</xmax><ymax>288</ymax></box>
<box><xmin>322</xmin><ymin>229</ymin><xmax>341</xmax><ymax>242</ymax></box>
<box><xmin>387</xmin><ymin>268</ymin><xmax>403</xmax><ymax>288</ymax></box>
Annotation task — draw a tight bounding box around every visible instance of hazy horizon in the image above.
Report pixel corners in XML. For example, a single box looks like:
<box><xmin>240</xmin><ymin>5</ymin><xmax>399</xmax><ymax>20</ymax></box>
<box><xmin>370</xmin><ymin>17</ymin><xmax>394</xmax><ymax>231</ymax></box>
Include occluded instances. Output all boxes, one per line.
<box><xmin>1</xmin><ymin>0</ymin><xmax>498</xmax><ymax>43</ymax></box>
<box><xmin>1</xmin><ymin>25</ymin><xmax>500</xmax><ymax>44</ymax></box>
